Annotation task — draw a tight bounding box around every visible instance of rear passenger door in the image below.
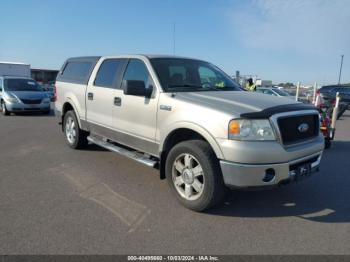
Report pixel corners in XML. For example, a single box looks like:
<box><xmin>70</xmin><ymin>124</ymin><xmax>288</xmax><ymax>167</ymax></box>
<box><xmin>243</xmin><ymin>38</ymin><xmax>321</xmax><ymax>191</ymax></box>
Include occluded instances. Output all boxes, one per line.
<box><xmin>112</xmin><ymin>59</ymin><xmax>159</xmax><ymax>156</ymax></box>
<box><xmin>86</xmin><ymin>59</ymin><xmax>127</xmax><ymax>135</ymax></box>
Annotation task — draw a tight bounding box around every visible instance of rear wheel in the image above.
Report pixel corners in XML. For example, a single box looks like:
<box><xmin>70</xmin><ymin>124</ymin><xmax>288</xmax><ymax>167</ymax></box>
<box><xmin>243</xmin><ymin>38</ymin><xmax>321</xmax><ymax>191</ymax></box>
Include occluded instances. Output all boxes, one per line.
<box><xmin>325</xmin><ymin>138</ymin><xmax>331</xmax><ymax>149</ymax></box>
<box><xmin>63</xmin><ymin>110</ymin><xmax>88</xmax><ymax>149</ymax></box>
<box><xmin>165</xmin><ymin>140</ymin><xmax>226</xmax><ymax>211</ymax></box>
<box><xmin>1</xmin><ymin>101</ymin><xmax>10</xmax><ymax>116</ymax></box>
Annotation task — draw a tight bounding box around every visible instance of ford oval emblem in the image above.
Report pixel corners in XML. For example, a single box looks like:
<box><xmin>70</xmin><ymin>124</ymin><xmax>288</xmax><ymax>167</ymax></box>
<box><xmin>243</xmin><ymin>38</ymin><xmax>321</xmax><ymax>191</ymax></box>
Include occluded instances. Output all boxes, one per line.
<box><xmin>298</xmin><ymin>123</ymin><xmax>309</xmax><ymax>133</ymax></box>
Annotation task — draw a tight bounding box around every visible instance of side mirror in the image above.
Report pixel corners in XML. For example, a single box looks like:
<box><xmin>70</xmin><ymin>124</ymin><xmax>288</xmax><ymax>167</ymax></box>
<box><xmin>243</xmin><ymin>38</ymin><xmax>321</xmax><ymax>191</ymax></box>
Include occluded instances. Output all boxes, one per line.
<box><xmin>123</xmin><ymin>80</ymin><xmax>153</xmax><ymax>98</ymax></box>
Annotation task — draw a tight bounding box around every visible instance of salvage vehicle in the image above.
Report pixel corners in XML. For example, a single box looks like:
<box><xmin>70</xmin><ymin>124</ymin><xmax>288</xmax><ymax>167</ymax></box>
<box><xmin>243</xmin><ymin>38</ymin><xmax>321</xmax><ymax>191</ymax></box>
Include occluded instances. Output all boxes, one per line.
<box><xmin>55</xmin><ymin>55</ymin><xmax>324</xmax><ymax>211</ymax></box>
<box><xmin>0</xmin><ymin>76</ymin><xmax>51</xmax><ymax>115</ymax></box>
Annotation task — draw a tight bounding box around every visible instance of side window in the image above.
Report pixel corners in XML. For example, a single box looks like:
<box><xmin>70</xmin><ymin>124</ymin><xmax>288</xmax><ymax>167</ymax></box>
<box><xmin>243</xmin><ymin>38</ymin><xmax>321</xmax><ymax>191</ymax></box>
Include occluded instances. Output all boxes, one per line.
<box><xmin>198</xmin><ymin>66</ymin><xmax>225</xmax><ymax>87</ymax></box>
<box><xmin>62</xmin><ymin>62</ymin><xmax>92</xmax><ymax>79</ymax></box>
<box><xmin>94</xmin><ymin>59</ymin><xmax>123</xmax><ymax>88</ymax></box>
<box><xmin>122</xmin><ymin>59</ymin><xmax>152</xmax><ymax>87</ymax></box>
<box><xmin>57</xmin><ymin>60</ymin><xmax>97</xmax><ymax>85</ymax></box>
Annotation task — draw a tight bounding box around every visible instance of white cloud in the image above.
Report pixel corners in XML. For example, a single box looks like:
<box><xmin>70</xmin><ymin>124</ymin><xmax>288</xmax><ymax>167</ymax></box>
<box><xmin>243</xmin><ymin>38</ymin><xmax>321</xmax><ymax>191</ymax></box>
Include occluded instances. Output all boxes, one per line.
<box><xmin>230</xmin><ymin>0</ymin><xmax>350</xmax><ymax>55</ymax></box>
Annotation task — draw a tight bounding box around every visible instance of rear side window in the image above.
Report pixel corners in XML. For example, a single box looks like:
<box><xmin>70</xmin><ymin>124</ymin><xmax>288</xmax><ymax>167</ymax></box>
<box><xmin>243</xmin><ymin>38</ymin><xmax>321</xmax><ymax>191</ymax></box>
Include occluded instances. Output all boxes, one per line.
<box><xmin>56</xmin><ymin>57</ymin><xmax>100</xmax><ymax>85</ymax></box>
<box><xmin>94</xmin><ymin>59</ymin><xmax>124</xmax><ymax>88</ymax></box>
<box><xmin>62</xmin><ymin>62</ymin><xmax>91</xmax><ymax>80</ymax></box>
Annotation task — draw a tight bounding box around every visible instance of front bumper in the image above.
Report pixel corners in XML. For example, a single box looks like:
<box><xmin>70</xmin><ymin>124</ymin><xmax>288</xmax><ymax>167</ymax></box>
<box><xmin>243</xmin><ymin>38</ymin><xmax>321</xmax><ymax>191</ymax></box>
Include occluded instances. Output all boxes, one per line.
<box><xmin>5</xmin><ymin>101</ymin><xmax>50</xmax><ymax>112</ymax></box>
<box><xmin>220</xmin><ymin>151</ymin><xmax>322</xmax><ymax>189</ymax></box>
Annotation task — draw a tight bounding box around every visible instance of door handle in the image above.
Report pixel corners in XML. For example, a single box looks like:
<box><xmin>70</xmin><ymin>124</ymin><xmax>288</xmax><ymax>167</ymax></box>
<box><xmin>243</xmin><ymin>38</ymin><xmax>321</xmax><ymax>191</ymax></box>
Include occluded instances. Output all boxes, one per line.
<box><xmin>88</xmin><ymin>92</ymin><xmax>94</xmax><ymax>100</ymax></box>
<box><xmin>114</xmin><ymin>97</ymin><xmax>122</xmax><ymax>106</ymax></box>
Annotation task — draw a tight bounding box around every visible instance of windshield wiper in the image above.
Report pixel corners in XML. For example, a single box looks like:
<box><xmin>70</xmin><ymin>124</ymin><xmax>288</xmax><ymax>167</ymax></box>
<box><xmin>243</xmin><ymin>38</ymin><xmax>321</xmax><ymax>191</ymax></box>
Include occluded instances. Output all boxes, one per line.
<box><xmin>167</xmin><ymin>84</ymin><xmax>238</xmax><ymax>92</ymax></box>
<box><xmin>201</xmin><ymin>86</ymin><xmax>237</xmax><ymax>91</ymax></box>
<box><xmin>168</xmin><ymin>84</ymin><xmax>203</xmax><ymax>89</ymax></box>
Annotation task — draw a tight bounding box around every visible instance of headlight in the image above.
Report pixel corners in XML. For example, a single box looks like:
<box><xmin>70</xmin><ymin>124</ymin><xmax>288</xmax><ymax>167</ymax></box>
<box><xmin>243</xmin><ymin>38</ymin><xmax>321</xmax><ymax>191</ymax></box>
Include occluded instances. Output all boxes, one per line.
<box><xmin>5</xmin><ymin>96</ymin><xmax>20</xmax><ymax>103</ymax></box>
<box><xmin>228</xmin><ymin>119</ymin><xmax>276</xmax><ymax>141</ymax></box>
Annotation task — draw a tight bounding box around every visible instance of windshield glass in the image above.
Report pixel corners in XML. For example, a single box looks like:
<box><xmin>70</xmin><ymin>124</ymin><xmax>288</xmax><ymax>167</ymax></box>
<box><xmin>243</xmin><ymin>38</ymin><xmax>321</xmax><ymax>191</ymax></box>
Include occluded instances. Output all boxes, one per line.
<box><xmin>273</xmin><ymin>88</ymin><xmax>290</xmax><ymax>96</ymax></box>
<box><xmin>150</xmin><ymin>58</ymin><xmax>242</xmax><ymax>92</ymax></box>
<box><xmin>4</xmin><ymin>79</ymin><xmax>43</xmax><ymax>92</ymax></box>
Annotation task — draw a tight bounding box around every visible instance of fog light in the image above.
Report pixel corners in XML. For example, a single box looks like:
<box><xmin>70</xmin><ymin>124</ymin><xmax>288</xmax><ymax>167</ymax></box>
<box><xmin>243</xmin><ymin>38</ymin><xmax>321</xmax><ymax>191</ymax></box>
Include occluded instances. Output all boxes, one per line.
<box><xmin>263</xmin><ymin>168</ymin><xmax>276</xmax><ymax>183</ymax></box>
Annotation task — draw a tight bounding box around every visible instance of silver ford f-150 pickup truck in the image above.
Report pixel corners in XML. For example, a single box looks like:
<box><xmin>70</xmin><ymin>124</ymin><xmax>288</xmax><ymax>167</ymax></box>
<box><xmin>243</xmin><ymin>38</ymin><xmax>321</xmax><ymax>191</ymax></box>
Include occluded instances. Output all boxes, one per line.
<box><xmin>55</xmin><ymin>55</ymin><xmax>324</xmax><ymax>211</ymax></box>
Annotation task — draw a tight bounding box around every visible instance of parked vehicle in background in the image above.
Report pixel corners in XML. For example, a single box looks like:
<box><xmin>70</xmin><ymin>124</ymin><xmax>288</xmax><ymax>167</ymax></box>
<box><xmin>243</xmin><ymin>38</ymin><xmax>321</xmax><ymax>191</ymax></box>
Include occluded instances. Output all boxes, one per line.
<box><xmin>55</xmin><ymin>55</ymin><xmax>324</xmax><ymax>211</ymax></box>
<box><xmin>0</xmin><ymin>76</ymin><xmax>51</xmax><ymax>115</ymax></box>
<box><xmin>317</xmin><ymin>85</ymin><xmax>340</xmax><ymax>97</ymax></box>
<box><xmin>320</xmin><ymin>86</ymin><xmax>350</xmax><ymax>104</ymax></box>
<box><xmin>318</xmin><ymin>85</ymin><xmax>349</xmax><ymax>101</ymax></box>
<box><xmin>317</xmin><ymin>85</ymin><xmax>350</xmax><ymax>118</ymax></box>
<box><xmin>283</xmin><ymin>89</ymin><xmax>313</xmax><ymax>103</ymax></box>
<box><xmin>42</xmin><ymin>81</ymin><xmax>55</xmax><ymax>101</ymax></box>
<box><xmin>256</xmin><ymin>87</ymin><xmax>294</xmax><ymax>99</ymax></box>
<box><xmin>0</xmin><ymin>62</ymin><xmax>31</xmax><ymax>78</ymax></box>
<box><xmin>316</xmin><ymin>101</ymin><xmax>334</xmax><ymax>149</ymax></box>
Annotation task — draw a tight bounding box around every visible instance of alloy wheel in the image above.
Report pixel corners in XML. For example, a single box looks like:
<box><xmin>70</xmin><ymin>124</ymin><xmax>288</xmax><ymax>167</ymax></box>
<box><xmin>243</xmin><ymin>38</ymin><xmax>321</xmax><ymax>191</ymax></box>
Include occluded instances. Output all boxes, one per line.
<box><xmin>172</xmin><ymin>153</ymin><xmax>205</xmax><ymax>201</ymax></box>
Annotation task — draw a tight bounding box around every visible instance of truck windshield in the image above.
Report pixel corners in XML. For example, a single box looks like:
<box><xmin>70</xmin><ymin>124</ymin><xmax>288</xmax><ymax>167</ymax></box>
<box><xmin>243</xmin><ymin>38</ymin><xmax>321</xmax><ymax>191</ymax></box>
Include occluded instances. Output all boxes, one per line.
<box><xmin>150</xmin><ymin>58</ymin><xmax>242</xmax><ymax>92</ymax></box>
<box><xmin>4</xmin><ymin>79</ymin><xmax>43</xmax><ymax>92</ymax></box>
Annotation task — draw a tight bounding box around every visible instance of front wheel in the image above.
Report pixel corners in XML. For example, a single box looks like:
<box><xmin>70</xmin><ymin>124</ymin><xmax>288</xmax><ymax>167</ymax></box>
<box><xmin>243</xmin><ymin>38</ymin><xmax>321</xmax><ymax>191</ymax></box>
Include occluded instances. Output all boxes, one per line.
<box><xmin>63</xmin><ymin>111</ymin><xmax>88</xmax><ymax>149</ymax></box>
<box><xmin>165</xmin><ymin>140</ymin><xmax>227</xmax><ymax>211</ymax></box>
<box><xmin>1</xmin><ymin>101</ymin><xmax>10</xmax><ymax>116</ymax></box>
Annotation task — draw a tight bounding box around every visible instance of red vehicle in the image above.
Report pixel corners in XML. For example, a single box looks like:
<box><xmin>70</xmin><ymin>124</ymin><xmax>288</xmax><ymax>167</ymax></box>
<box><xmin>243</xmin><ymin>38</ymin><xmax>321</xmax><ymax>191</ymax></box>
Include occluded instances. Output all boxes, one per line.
<box><xmin>317</xmin><ymin>101</ymin><xmax>335</xmax><ymax>149</ymax></box>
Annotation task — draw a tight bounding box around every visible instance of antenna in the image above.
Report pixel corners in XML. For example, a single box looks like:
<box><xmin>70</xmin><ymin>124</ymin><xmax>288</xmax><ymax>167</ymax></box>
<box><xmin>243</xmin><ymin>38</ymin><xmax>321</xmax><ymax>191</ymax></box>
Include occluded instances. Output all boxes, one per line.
<box><xmin>338</xmin><ymin>55</ymin><xmax>344</xmax><ymax>84</ymax></box>
<box><xmin>173</xmin><ymin>23</ymin><xmax>176</xmax><ymax>55</ymax></box>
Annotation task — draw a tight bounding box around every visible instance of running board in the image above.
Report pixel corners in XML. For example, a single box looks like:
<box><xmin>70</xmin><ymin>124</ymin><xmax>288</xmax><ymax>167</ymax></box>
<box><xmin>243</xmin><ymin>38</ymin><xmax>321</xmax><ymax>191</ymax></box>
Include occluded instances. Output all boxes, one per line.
<box><xmin>87</xmin><ymin>136</ymin><xmax>157</xmax><ymax>168</ymax></box>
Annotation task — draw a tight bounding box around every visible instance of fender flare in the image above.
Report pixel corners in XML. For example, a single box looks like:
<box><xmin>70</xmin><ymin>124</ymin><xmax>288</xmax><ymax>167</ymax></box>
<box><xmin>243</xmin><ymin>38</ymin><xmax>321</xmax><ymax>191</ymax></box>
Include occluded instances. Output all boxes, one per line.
<box><xmin>159</xmin><ymin>121</ymin><xmax>224</xmax><ymax>159</ymax></box>
<box><xmin>62</xmin><ymin>98</ymin><xmax>83</xmax><ymax>129</ymax></box>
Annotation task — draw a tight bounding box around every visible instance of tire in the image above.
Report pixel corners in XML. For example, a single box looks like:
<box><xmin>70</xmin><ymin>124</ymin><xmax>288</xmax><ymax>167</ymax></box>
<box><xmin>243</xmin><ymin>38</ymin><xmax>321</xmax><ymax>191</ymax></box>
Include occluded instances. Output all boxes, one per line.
<box><xmin>63</xmin><ymin>110</ymin><xmax>88</xmax><ymax>149</ymax></box>
<box><xmin>1</xmin><ymin>101</ymin><xmax>10</xmax><ymax>116</ymax></box>
<box><xmin>325</xmin><ymin>138</ymin><xmax>331</xmax><ymax>149</ymax></box>
<box><xmin>165</xmin><ymin>140</ymin><xmax>227</xmax><ymax>211</ymax></box>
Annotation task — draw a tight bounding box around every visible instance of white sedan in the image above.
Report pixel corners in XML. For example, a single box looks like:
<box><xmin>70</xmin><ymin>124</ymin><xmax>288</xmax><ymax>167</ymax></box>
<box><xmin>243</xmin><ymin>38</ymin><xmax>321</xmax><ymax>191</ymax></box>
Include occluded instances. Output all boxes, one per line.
<box><xmin>256</xmin><ymin>87</ymin><xmax>294</xmax><ymax>99</ymax></box>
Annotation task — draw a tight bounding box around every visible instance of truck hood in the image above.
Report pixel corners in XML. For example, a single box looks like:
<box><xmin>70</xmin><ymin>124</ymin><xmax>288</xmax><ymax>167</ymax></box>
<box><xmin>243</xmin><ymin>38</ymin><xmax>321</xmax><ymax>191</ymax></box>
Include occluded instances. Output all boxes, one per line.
<box><xmin>174</xmin><ymin>91</ymin><xmax>306</xmax><ymax>117</ymax></box>
<box><xmin>6</xmin><ymin>91</ymin><xmax>48</xmax><ymax>100</ymax></box>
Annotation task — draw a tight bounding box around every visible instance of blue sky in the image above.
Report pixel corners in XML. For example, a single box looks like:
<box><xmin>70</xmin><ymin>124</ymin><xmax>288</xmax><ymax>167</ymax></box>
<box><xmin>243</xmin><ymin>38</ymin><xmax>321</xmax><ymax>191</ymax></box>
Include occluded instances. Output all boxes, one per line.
<box><xmin>1</xmin><ymin>0</ymin><xmax>349</xmax><ymax>85</ymax></box>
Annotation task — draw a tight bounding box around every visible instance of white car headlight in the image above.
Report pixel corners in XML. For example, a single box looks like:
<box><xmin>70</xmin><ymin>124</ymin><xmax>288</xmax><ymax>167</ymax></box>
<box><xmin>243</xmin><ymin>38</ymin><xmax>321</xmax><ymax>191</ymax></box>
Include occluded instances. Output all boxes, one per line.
<box><xmin>5</xmin><ymin>96</ymin><xmax>20</xmax><ymax>104</ymax></box>
<box><xmin>229</xmin><ymin>119</ymin><xmax>276</xmax><ymax>141</ymax></box>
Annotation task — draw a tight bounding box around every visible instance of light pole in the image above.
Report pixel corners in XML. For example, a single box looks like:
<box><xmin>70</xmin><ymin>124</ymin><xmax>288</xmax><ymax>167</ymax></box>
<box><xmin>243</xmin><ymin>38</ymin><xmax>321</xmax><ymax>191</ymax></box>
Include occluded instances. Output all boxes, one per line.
<box><xmin>338</xmin><ymin>55</ymin><xmax>344</xmax><ymax>84</ymax></box>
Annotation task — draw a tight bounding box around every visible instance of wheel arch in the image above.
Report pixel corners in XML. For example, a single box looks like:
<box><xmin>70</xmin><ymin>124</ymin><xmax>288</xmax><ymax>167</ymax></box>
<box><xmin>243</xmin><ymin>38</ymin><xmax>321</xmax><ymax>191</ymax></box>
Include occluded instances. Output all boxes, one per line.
<box><xmin>158</xmin><ymin>124</ymin><xmax>224</xmax><ymax>179</ymax></box>
<box><xmin>61</xmin><ymin>100</ymin><xmax>82</xmax><ymax>131</ymax></box>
